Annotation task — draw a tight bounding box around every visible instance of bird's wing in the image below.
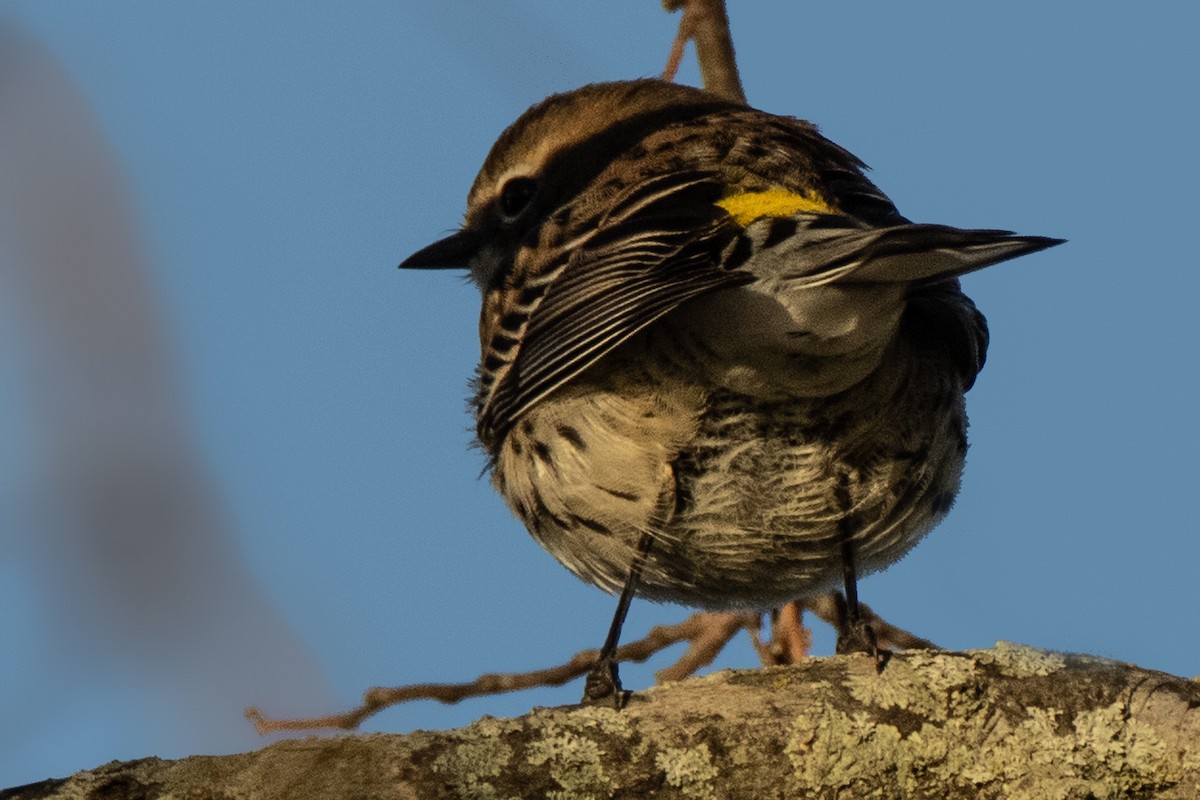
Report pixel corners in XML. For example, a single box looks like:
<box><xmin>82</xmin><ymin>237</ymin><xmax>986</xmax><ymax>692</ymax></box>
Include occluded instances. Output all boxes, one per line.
<box><xmin>478</xmin><ymin>167</ymin><xmax>1062</xmax><ymax>441</ymax></box>
<box><xmin>731</xmin><ymin>213</ymin><xmax>1062</xmax><ymax>389</ymax></box>
<box><xmin>737</xmin><ymin>213</ymin><xmax>1062</xmax><ymax>286</ymax></box>
<box><xmin>477</xmin><ymin>171</ymin><xmax>750</xmax><ymax>443</ymax></box>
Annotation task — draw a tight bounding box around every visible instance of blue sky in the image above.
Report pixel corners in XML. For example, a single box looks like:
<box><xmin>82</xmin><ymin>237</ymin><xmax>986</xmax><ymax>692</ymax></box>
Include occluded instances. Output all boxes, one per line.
<box><xmin>1</xmin><ymin>2</ymin><xmax>1196</xmax><ymax>788</ymax></box>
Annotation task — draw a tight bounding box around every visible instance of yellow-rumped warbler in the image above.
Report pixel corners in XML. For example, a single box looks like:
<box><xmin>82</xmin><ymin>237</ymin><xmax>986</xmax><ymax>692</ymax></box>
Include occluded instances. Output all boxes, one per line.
<box><xmin>400</xmin><ymin>79</ymin><xmax>1061</xmax><ymax>703</ymax></box>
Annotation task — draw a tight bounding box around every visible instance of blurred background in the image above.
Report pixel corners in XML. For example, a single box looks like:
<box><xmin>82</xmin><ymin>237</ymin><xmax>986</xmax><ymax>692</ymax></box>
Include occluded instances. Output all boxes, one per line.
<box><xmin>1</xmin><ymin>1</ymin><xmax>1196</xmax><ymax>788</ymax></box>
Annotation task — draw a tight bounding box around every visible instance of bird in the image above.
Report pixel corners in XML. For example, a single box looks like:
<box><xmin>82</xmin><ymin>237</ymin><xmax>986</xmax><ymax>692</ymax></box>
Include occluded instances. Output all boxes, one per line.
<box><xmin>399</xmin><ymin>79</ymin><xmax>1062</xmax><ymax>705</ymax></box>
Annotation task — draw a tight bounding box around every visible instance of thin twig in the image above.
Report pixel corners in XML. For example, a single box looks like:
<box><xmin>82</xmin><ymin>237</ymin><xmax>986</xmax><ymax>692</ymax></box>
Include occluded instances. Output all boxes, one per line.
<box><xmin>802</xmin><ymin>593</ymin><xmax>938</xmax><ymax>651</ymax></box>
<box><xmin>247</xmin><ymin>611</ymin><xmax>757</xmax><ymax>734</ymax></box>
<box><xmin>772</xmin><ymin>601</ymin><xmax>813</xmax><ymax>664</ymax></box>
<box><xmin>661</xmin><ymin>0</ymin><xmax>746</xmax><ymax>103</ymax></box>
<box><xmin>661</xmin><ymin>6</ymin><xmax>691</xmax><ymax>83</ymax></box>
<box><xmin>654</xmin><ymin>611</ymin><xmax>760</xmax><ymax>682</ymax></box>
<box><xmin>246</xmin><ymin>599</ymin><xmax>930</xmax><ymax>734</ymax></box>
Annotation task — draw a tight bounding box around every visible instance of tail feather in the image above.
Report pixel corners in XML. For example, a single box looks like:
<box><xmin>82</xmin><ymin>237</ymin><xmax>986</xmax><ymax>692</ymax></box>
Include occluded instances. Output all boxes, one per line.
<box><xmin>839</xmin><ymin>226</ymin><xmax>1065</xmax><ymax>283</ymax></box>
<box><xmin>740</xmin><ymin>214</ymin><xmax>1064</xmax><ymax>285</ymax></box>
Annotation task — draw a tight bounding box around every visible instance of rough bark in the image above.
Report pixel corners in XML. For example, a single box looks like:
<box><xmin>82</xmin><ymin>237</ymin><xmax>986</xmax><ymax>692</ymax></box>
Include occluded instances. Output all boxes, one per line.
<box><xmin>6</xmin><ymin>645</ymin><xmax>1199</xmax><ymax>800</ymax></box>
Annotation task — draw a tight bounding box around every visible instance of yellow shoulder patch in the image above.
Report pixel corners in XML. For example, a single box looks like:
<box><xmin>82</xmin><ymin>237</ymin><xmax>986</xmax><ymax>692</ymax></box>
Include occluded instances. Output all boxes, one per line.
<box><xmin>716</xmin><ymin>188</ymin><xmax>839</xmax><ymax>226</ymax></box>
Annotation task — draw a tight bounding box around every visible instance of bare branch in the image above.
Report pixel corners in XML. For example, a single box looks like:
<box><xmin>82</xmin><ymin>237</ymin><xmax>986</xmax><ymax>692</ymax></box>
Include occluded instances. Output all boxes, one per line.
<box><xmin>769</xmin><ymin>601</ymin><xmax>814</xmax><ymax>664</ymax></box>
<box><xmin>661</xmin><ymin>0</ymin><xmax>746</xmax><ymax>102</ymax></box>
<box><xmin>246</xmin><ymin>597</ymin><xmax>932</xmax><ymax>735</ymax></box>
<box><xmin>802</xmin><ymin>593</ymin><xmax>939</xmax><ymax>651</ymax></box>
<box><xmin>661</xmin><ymin>6</ymin><xmax>690</xmax><ymax>83</ymax></box>
<box><xmin>58</xmin><ymin>649</ymin><xmax>1200</xmax><ymax>799</ymax></box>
<box><xmin>653</xmin><ymin>611</ymin><xmax>759</xmax><ymax>682</ymax></box>
<box><xmin>247</xmin><ymin>612</ymin><xmax>754</xmax><ymax>734</ymax></box>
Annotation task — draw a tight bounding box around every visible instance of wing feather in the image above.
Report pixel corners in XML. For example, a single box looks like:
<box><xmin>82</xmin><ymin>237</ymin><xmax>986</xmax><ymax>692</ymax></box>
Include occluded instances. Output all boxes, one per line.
<box><xmin>477</xmin><ymin>174</ymin><xmax>750</xmax><ymax>443</ymax></box>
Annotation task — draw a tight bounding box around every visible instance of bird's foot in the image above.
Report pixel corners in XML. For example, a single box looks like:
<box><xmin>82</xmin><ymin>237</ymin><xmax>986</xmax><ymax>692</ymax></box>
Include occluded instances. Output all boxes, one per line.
<box><xmin>581</xmin><ymin>656</ymin><xmax>629</xmax><ymax>708</ymax></box>
<box><xmin>836</xmin><ymin>617</ymin><xmax>890</xmax><ymax>673</ymax></box>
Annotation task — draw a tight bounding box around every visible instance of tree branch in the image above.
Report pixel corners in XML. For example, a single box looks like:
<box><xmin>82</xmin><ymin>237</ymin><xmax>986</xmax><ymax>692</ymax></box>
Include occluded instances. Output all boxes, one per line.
<box><xmin>17</xmin><ymin>646</ymin><xmax>1200</xmax><ymax>800</ymax></box>
<box><xmin>246</xmin><ymin>611</ymin><xmax>761</xmax><ymax>734</ymax></box>
<box><xmin>246</xmin><ymin>602</ymin><xmax>934</xmax><ymax>735</ymax></box>
<box><xmin>661</xmin><ymin>0</ymin><xmax>746</xmax><ymax>102</ymax></box>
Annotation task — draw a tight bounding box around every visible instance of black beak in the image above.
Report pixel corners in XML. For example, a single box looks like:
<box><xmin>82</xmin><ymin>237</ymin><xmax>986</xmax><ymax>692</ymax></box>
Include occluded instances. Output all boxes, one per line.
<box><xmin>398</xmin><ymin>229</ymin><xmax>481</xmax><ymax>270</ymax></box>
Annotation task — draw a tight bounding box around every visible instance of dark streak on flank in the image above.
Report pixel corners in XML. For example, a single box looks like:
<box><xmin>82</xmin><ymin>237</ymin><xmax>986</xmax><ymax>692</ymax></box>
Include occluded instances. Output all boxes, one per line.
<box><xmin>557</xmin><ymin>424</ymin><xmax>587</xmax><ymax>450</ymax></box>
<box><xmin>532</xmin><ymin>440</ymin><xmax>555</xmax><ymax>471</ymax></box>
<box><xmin>518</xmin><ymin>280</ymin><xmax>549</xmax><ymax>306</ymax></box>
<box><xmin>532</xmin><ymin>492</ymin><xmax>569</xmax><ymax>530</ymax></box>
<box><xmin>491</xmin><ymin>332</ymin><xmax>520</xmax><ymax>352</ymax></box>
<box><xmin>569</xmin><ymin>513</ymin><xmax>612</xmax><ymax>535</ymax></box>
<box><xmin>600</xmin><ymin>486</ymin><xmax>640</xmax><ymax>502</ymax></box>
<box><xmin>500</xmin><ymin>310</ymin><xmax>526</xmax><ymax>332</ymax></box>
<box><xmin>930</xmin><ymin>491</ymin><xmax>956</xmax><ymax>516</ymax></box>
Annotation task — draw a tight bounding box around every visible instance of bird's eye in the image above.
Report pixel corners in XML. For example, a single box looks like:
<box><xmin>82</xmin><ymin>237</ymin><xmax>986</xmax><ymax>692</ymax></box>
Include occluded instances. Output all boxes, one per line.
<box><xmin>498</xmin><ymin>177</ymin><xmax>537</xmax><ymax>221</ymax></box>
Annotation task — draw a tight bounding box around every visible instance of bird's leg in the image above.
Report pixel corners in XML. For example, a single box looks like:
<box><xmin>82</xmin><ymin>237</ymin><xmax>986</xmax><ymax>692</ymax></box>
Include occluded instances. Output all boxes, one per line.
<box><xmin>834</xmin><ymin>538</ymin><xmax>888</xmax><ymax>671</ymax></box>
<box><xmin>582</xmin><ymin>532</ymin><xmax>654</xmax><ymax>707</ymax></box>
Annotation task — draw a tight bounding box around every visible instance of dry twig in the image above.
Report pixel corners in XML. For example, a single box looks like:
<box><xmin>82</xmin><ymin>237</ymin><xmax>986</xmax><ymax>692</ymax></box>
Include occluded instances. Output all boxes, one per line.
<box><xmin>247</xmin><ymin>600</ymin><xmax>934</xmax><ymax>734</ymax></box>
<box><xmin>247</xmin><ymin>611</ymin><xmax>761</xmax><ymax>734</ymax></box>
<box><xmin>802</xmin><ymin>593</ymin><xmax>939</xmax><ymax>651</ymax></box>
<box><xmin>661</xmin><ymin>0</ymin><xmax>746</xmax><ymax>102</ymax></box>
